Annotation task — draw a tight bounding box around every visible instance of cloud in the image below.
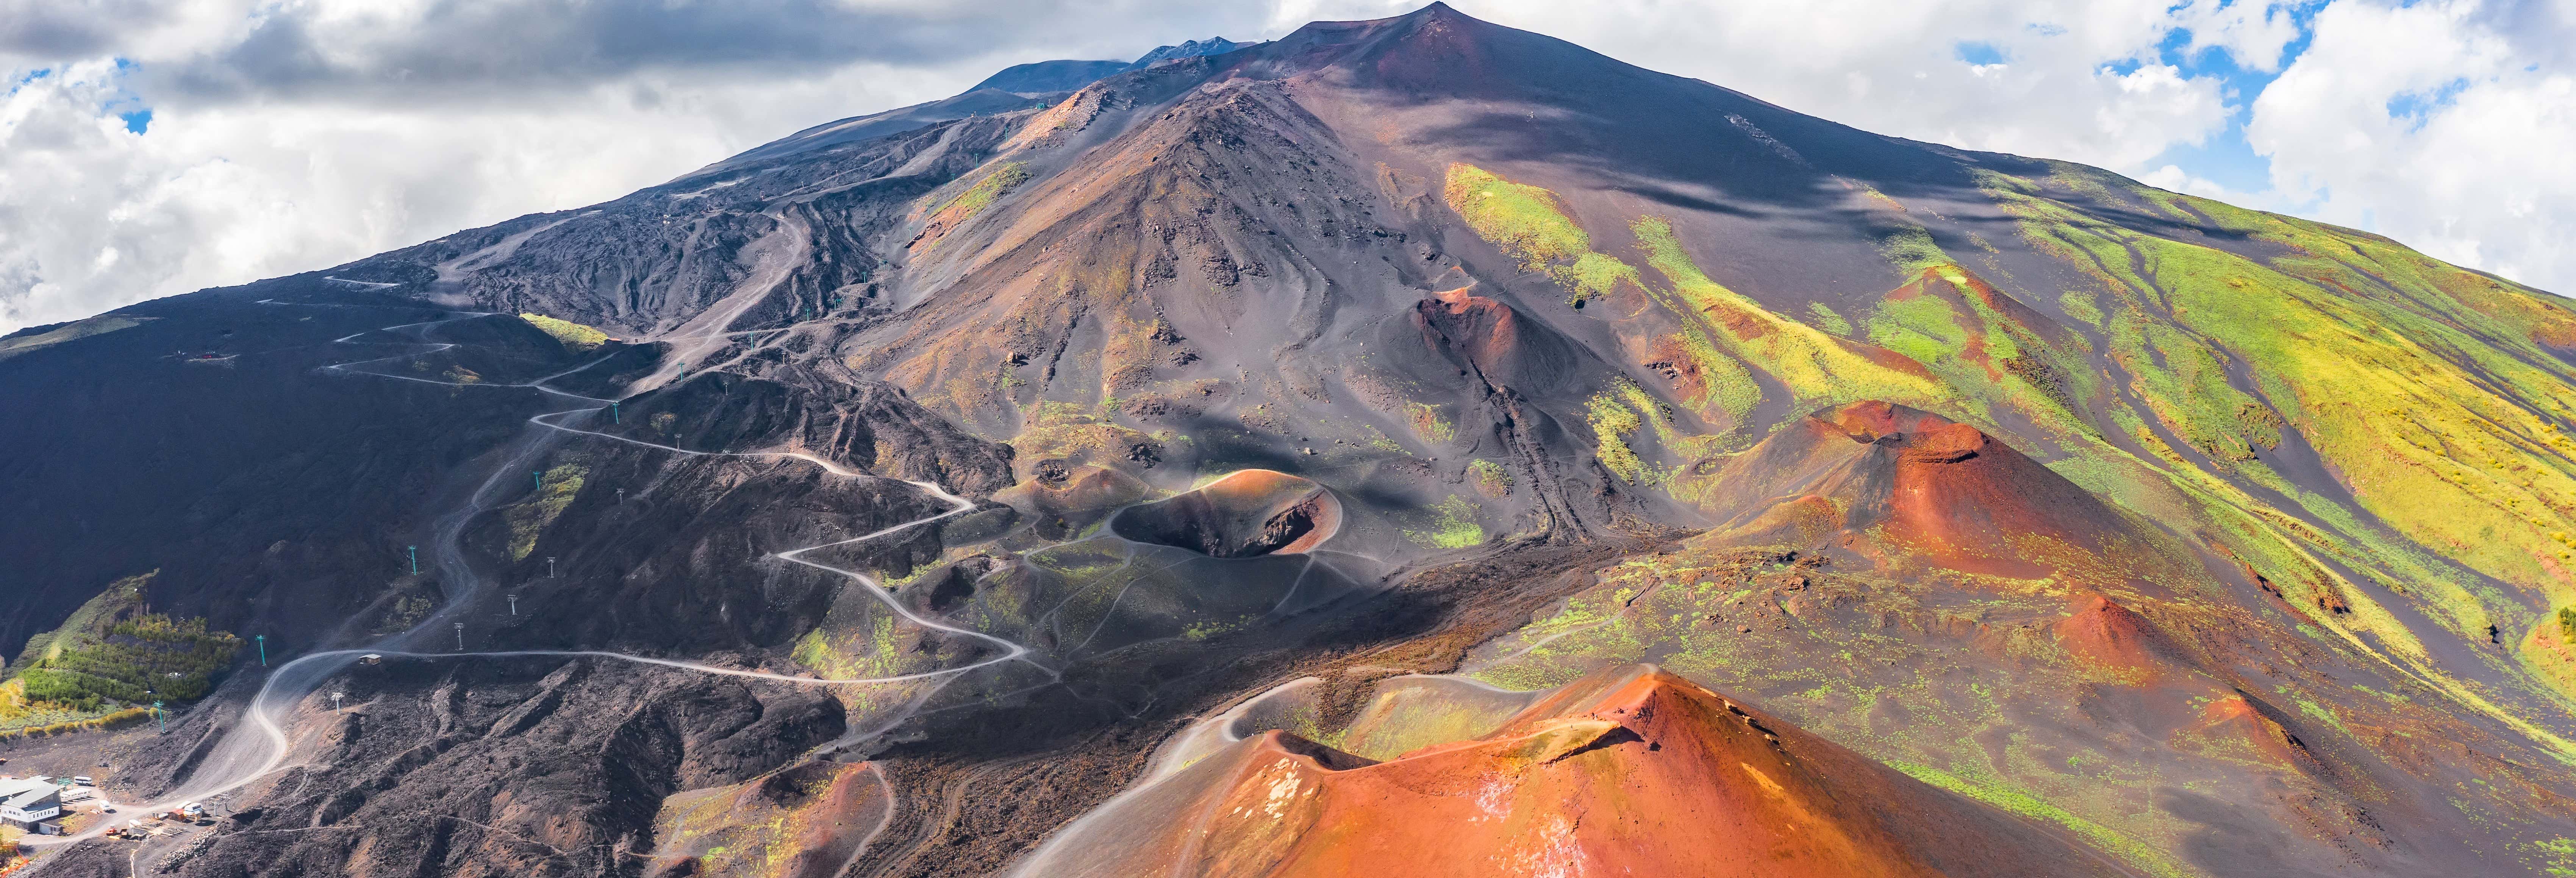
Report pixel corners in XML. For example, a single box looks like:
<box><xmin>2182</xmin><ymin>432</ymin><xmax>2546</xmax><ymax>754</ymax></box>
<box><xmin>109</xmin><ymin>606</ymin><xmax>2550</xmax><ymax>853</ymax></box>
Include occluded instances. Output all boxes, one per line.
<box><xmin>0</xmin><ymin>0</ymin><xmax>188</xmax><ymax>58</ymax></box>
<box><xmin>2247</xmin><ymin>0</ymin><xmax>2576</xmax><ymax>293</ymax></box>
<box><xmin>0</xmin><ymin>0</ymin><xmax>1402</xmax><ymax>333</ymax></box>
<box><xmin>2138</xmin><ymin>163</ymin><xmax>2243</xmax><ymax>201</ymax></box>
<box><xmin>0</xmin><ymin>58</ymin><xmax>777</xmax><ymax>330</ymax></box>
<box><xmin>1466</xmin><ymin>0</ymin><xmax>2281</xmax><ymax>175</ymax></box>
<box><xmin>0</xmin><ymin>0</ymin><xmax>2567</xmax><ymax>334</ymax></box>
<box><xmin>10</xmin><ymin>0</ymin><xmax>1365</xmax><ymax>103</ymax></box>
<box><xmin>2167</xmin><ymin>0</ymin><xmax>2311</xmax><ymax>72</ymax></box>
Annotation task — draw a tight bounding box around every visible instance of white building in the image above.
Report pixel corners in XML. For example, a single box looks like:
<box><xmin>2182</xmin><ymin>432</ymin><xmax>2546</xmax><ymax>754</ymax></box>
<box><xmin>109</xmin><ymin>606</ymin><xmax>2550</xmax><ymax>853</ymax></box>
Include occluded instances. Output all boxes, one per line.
<box><xmin>0</xmin><ymin>778</ymin><xmax>64</xmax><ymax>832</ymax></box>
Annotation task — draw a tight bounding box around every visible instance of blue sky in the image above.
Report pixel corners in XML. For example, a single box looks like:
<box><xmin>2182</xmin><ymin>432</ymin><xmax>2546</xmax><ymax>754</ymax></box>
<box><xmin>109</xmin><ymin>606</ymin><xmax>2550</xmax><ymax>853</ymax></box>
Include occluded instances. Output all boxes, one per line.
<box><xmin>2130</xmin><ymin>13</ymin><xmax>2321</xmax><ymax>197</ymax></box>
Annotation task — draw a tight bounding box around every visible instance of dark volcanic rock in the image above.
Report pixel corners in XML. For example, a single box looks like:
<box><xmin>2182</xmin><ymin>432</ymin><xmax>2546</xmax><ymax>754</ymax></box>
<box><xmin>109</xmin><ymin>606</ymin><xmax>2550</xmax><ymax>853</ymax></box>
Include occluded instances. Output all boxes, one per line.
<box><xmin>153</xmin><ymin>657</ymin><xmax>840</xmax><ymax>878</ymax></box>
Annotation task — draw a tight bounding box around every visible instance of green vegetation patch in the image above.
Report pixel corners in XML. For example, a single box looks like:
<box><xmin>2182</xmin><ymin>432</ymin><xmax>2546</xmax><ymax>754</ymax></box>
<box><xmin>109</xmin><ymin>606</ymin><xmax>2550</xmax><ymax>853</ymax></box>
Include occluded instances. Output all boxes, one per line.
<box><xmin>519</xmin><ymin>313</ymin><xmax>609</xmax><ymax>350</ymax></box>
<box><xmin>2537</xmin><ymin>837</ymin><xmax>2576</xmax><ymax>877</ymax></box>
<box><xmin>0</xmin><ymin>316</ymin><xmax>152</xmax><ymax>363</ymax></box>
<box><xmin>1443</xmin><ymin>163</ymin><xmax>1639</xmax><ymax>305</ymax></box>
<box><xmin>1869</xmin><ymin>287</ymin><xmax>1973</xmax><ymax>368</ymax></box>
<box><xmin>8</xmin><ymin>611</ymin><xmax>241</xmax><ymax>713</ymax></box>
<box><xmin>2</xmin><ymin>574</ymin><xmax>239</xmax><ymax>727</ymax></box>
<box><xmin>15</xmin><ymin>572</ymin><xmax>151</xmax><ymax>669</ymax></box>
<box><xmin>1011</xmin><ymin>400</ymin><xmax>1158</xmax><ymax>476</ymax></box>
<box><xmin>1890</xmin><ymin>761</ymin><xmax>2197</xmax><ymax>878</ymax></box>
<box><xmin>1630</xmin><ymin>216</ymin><xmax>1940</xmax><ymax>408</ymax></box>
<box><xmin>1990</xmin><ymin>164</ymin><xmax>2576</xmax><ymax>622</ymax></box>
<box><xmin>1586</xmin><ymin>390</ymin><xmax>1649</xmax><ymax>484</ymax></box>
<box><xmin>794</xmin><ymin>612</ymin><xmax>908</xmax><ymax>681</ymax></box>
<box><xmin>506</xmin><ymin>462</ymin><xmax>589</xmax><ymax>561</ymax></box>
<box><xmin>1862</xmin><ymin>267</ymin><xmax>2096</xmax><ymax>436</ymax></box>
<box><xmin>1805</xmin><ymin>302</ymin><xmax>1854</xmax><ymax>335</ymax></box>
<box><xmin>1875</xmin><ymin>223</ymin><xmax>1955</xmax><ymax>276</ymax></box>
<box><xmin>1402</xmin><ymin>496</ymin><xmax>1485</xmax><ymax>548</ymax></box>
<box><xmin>930</xmin><ymin>161</ymin><xmax>1033</xmax><ymax>225</ymax></box>
<box><xmin>371</xmin><ymin>591</ymin><xmax>438</xmax><ymax>636</ymax></box>
<box><xmin>1405</xmin><ymin>402</ymin><xmax>1456</xmax><ymax>444</ymax></box>
<box><xmin>1468</xmin><ymin>458</ymin><xmax>1514</xmax><ymax>497</ymax></box>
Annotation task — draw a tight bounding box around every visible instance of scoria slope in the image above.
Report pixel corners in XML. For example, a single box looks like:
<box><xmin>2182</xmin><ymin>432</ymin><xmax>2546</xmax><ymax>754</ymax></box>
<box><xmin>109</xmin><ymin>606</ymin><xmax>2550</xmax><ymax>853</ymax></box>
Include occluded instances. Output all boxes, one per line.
<box><xmin>5</xmin><ymin>3</ymin><xmax>2576</xmax><ymax>877</ymax></box>
<box><xmin>1013</xmin><ymin>665</ymin><xmax>2137</xmax><ymax>878</ymax></box>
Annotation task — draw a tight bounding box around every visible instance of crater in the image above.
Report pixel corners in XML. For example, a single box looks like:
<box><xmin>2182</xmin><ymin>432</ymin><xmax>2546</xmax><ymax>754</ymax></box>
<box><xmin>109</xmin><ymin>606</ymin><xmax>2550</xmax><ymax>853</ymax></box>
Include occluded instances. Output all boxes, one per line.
<box><xmin>1111</xmin><ymin>469</ymin><xmax>1342</xmax><ymax>557</ymax></box>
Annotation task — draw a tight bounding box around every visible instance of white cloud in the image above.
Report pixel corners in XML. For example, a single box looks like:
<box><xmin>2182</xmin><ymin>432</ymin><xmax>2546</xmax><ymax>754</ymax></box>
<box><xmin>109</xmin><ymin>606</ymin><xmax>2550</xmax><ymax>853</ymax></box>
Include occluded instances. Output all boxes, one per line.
<box><xmin>0</xmin><ymin>57</ymin><xmax>953</xmax><ymax>331</ymax></box>
<box><xmin>1</xmin><ymin>0</ymin><xmax>2568</xmax><ymax>334</ymax></box>
<box><xmin>2168</xmin><ymin>0</ymin><xmax>2310</xmax><ymax>72</ymax></box>
<box><xmin>2248</xmin><ymin>0</ymin><xmax>2574</xmax><ymax>294</ymax></box>
<box><xmin>1465</xmin><ymin>0</ymin><xmax>2287</xmax><ymax>170</ymax></box>
<box><xmin>2139</xmin><ymin>163</ymin><xmax>2241</xmax><ymax>201</ymax></box>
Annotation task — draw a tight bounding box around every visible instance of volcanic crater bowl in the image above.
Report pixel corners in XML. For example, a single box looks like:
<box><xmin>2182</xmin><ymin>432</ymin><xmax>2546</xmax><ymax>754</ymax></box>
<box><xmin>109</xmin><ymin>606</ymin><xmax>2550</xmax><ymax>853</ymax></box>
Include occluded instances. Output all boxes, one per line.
<box><xmin>1108</xmin><ymin>469</ymin><xmax>1342</xmax><ymax>558</ymax></box>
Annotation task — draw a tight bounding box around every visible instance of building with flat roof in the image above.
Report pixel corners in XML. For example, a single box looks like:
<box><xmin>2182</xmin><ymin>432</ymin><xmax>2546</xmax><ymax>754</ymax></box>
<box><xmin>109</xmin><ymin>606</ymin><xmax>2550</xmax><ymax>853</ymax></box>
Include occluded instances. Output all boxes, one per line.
<box><xmin>0</xmin><ymin>778</ymin><xmax>63</xmax><ymax>832</ymax></box>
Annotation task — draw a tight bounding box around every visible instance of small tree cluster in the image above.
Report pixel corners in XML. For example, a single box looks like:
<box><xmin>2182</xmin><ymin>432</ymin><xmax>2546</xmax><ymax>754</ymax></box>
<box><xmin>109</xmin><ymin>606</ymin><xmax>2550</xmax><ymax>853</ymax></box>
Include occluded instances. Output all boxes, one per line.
<box><xmin>11</xmin><ymin>614</ymin><xmax>240</xmax><ymax>709</ymax></box>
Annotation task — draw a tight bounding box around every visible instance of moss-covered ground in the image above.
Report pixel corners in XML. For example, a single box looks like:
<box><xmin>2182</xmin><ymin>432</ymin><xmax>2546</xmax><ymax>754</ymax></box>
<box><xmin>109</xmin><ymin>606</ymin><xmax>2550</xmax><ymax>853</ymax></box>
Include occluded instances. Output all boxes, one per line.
<box><xmin>3</xmin><ymin>571</ymin><xmax>239</xmax><ymax>726</ymax></box>
<box><xmin>1410</xmin><ymin>159</ymin><xmax>2576</xmax><ymax>874</ymax></box>
<box><xmin>518</xmin><ymin>313</ymin><xmax>608</xmax><ymax>350</ymax></box>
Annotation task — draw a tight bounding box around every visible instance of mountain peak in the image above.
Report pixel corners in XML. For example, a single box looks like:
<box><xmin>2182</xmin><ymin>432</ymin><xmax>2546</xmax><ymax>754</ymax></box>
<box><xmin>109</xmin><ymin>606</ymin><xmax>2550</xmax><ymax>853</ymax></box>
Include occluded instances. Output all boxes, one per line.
<box><xmin>969</xmin><ymin>59</ymin><xmax>1129</xmax><ymax>95</ymax></box>
<box><xmin>965</xmin><ymin>36</ymin><xmax>1254</xmax><ymax>98</ymax></box>
<box><xmin>1126</xmin><ymin>37</ymin><xmax>1252</xmax><ymax>71</ymax></box>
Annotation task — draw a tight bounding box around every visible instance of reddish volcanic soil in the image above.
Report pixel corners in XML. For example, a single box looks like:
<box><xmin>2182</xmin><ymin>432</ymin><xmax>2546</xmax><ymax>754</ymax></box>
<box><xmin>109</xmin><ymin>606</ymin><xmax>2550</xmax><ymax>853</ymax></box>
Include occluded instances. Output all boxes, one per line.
<box><xmin>1706</xmin><ymin>401</ymin><xmax>2160</xmax><ymax>580</ymax></box>
<box><xmin>1016</xmin><ymin>665</ymin><xmax>2135</xmax><ymax>877</ymax></box>
<box><xmin>1410</xmin><ymin>284</ymin><xmax>1580</xmax><ymax>396</ymax></box>
<box><xmin>2053</xmin><ymin>592</ymin><xmax>2181</xmax><ymax>678</ymax></box>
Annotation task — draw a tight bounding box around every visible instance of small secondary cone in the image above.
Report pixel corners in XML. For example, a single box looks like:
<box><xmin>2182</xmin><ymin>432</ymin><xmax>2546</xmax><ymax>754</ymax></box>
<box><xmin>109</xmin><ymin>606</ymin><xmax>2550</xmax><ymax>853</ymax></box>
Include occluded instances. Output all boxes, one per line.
<box><xmin>1016</xmin><ymin>665</ymin><xmax>2132</xmax><ymax>877</ymax></box>
<box><xmin>2184</xmin><ymin>694</ymin><xmax>2321</xmax><ymax>771</ymax></box>
<box><xmin>2053</xmin><ymin>592</ymin><xmax>2176</xmax><ymax>680</ymax></box>
<box><xmin>1408</xmin><ymin>284</ymin><xmax>1578</xmax><ymax>395</ymax></box>
<box><xmin>1708</xmin><ymin>401</ymin><xmax>2146</xmax><ymax>580</ymax></box>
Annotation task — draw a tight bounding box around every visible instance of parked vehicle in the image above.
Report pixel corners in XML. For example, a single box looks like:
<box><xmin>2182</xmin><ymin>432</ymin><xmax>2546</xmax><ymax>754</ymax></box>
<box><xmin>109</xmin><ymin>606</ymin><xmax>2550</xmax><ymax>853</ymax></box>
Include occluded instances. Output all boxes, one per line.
<box><xmin>73</xmin><ymin>776</ymin><xmax>93</xmax><ymax>786</ymax></box>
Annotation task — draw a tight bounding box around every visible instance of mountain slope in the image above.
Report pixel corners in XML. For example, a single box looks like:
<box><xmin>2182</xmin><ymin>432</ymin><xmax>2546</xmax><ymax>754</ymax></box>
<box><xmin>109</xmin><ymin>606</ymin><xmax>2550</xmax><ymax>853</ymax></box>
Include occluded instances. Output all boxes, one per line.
<box><xmin>8</xmin><ymin>3</ymin><xmax>2576</xmax><ymax>877</ymax></box>
<box><xmin>1016</xmin><ymin>665</ymin><xmax>2137</xmax><ymax>877</ymax></box>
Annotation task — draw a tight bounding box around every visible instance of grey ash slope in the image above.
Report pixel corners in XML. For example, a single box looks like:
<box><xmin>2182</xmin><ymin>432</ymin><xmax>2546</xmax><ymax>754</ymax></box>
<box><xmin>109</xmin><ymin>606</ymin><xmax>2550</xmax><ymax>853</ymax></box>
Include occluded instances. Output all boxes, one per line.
<box><xmin>971</xmin><ymin>40</ymin><xmax>1257</xmax><ymax>96</ymax></box>
<box><xmin>678</xmin><ymin>36</ymin><xmax>1258</xmax><ymax>178</ymax></box>
<box><xmin>968</xmin><ymin>60</ymin><xmax>1129</xmax><ymax>95</ymax></box>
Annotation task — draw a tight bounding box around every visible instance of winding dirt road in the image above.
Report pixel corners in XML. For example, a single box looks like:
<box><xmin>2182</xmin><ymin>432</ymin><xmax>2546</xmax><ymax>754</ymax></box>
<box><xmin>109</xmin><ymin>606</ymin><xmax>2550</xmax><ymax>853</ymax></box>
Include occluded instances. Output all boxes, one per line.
<box><xmin>30</xmin><ymin>302</ymin><xmax>1039</xmax><ymax>853</ymax></box>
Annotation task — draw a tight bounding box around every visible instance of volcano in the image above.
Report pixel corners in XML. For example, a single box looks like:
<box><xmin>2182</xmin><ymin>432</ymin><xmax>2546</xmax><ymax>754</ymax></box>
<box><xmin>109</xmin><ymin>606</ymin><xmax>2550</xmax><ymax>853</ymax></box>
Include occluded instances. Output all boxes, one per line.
<box><xmin>8</xmin><ymin>3</ymin><xmax>2576</xmax><ymax>877</ymax></box>
<box><xmin>1014</xmin><ymin>665</ymin><xmax>2134</xmax><ymax>877</ymax></box>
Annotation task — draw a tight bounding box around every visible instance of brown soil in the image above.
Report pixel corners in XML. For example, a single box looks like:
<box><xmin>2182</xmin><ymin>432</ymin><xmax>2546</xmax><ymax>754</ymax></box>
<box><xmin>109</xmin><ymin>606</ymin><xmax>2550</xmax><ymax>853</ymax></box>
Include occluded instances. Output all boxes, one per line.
<box><xmin>1020</xmin><ymin>665</ymin><xmax>2133</xmax><ymax>877</ymax></box>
